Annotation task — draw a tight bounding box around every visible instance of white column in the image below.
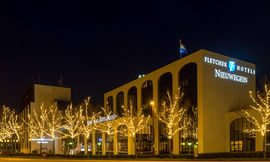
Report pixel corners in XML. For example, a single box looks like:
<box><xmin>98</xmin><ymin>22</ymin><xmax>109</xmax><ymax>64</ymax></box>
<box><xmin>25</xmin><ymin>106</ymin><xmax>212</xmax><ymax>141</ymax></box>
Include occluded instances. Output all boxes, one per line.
<box><xmin>113</xmin><ymin>128</ymin><xmax>118</xmax><ymax>155</ymax></box>
<box><xmin>152</xmin><ymin>79</ymin><xmax>159</xmax><ymax>155</ymax></box>
<box><xmin>92</xmin><ymin>130</ymin><xmax>96</xmax><ymax>155</ymax></box>
<box><xmin>102</xmin><ymin>132</ymin><xmax>106</xmax><ymax>155</ymax></box>
<box><xmin>128</xmin><ymin>133</ymin><xmax>135</xmax><ymax>155</ymax></box>
<box><xmin>172</xmin><ymin>72</ymin><xmax>180</xmax><ymax>155</ymax></box>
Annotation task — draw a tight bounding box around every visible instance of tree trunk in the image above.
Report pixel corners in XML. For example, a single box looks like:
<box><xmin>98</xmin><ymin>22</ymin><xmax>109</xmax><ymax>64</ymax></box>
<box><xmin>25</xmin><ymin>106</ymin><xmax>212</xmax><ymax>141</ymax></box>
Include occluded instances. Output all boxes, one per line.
<box><xmin>168</xmin><ymin>138</ymin><xmax>172</xmax><ymax>157</ymax></box>
<box><xmin>40</xmin><ymin>139</ymin><xmax>42</xmax><ymax>155</ymax></box>
<box><xmin>53</xmin><ymin>139</ymin><xmax>55</xmax><ymax>154</ymax></box>
<box><xmin>86</xmin><ymin>139</ymin><xmax>89</xmax><ymax>158</ymax></box>
<box><xmin>14</xmin><ymin>139</ymin><xmax>17</xmax><ymax>154</ymax></box>
<box><xmin>108</xmin><ymin>137</ymin><xmax>111</xmax><ymax>159</ymax></box>
<box><xmin>84</xmin><ymin>136</ymin><xmax>87</xmax><ymax>156</ymax></box>
<box><xmin>134</xmin><ymin>137</ymin><xmax>138</xmax><ymax>159</ymax></box>
<box><xmin>263</xmin><ymin>135</ymin><xmax>267</xmax><ymax>158</ymax></box>
<box><xmin>72</xmin><ymin>138</ymin><xmax>75</xmax><ymax>155</ymax></box>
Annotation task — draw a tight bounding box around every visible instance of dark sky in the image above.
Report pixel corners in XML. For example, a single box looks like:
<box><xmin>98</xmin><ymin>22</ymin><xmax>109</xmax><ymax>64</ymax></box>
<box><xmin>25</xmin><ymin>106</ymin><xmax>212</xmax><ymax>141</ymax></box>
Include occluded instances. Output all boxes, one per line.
<box><xmin>0</xmin><ymin>1</ymin><xmax>270</xmax><ymax>111</ymax></box>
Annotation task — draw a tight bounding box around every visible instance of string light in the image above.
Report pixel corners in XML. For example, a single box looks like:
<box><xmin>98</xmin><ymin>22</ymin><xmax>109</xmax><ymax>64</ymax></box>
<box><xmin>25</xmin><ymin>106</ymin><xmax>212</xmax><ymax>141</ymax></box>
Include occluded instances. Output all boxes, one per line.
<box><xmin>241</xmin><ymin>83</ymin><xmax>270</xmax><ymax>158</ymax></box>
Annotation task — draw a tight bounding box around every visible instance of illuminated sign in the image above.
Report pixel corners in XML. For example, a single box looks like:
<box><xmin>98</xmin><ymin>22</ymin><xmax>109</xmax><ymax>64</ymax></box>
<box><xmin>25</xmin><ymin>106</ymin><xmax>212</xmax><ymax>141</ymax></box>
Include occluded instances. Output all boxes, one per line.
<box><xmin>215</xmin><ymin>69</ymin><xmax>248</xmax><ymax>83</ymax></box>
<box><xmin>204</xmin><ymin>56</ymin><xmax>255</xmax><ymax>84</ymax></box>
<box><xmin>87</xmin><ymin>114</ymin><xmax>116</xmax><ymax>125</ymax></box>
<box><xmin>31</xmin><ymin>138</ymin><xmax>53</xmax><ymax>144</ymax></box>
<box><xmin>228</xmin><ymin>61</ymin><xmax>236</xmax><ymax>72</ymax></box>
<box><xmin>204</xmin><ymin>56</ymin><xmax>255</xmax><ymax>75</ymax></box>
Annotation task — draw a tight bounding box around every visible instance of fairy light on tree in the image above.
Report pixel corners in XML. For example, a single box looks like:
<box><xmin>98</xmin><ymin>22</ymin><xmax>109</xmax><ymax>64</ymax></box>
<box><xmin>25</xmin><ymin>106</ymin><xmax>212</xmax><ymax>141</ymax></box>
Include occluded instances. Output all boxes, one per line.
<box><xmin>120</xmin><ymin>104</ymin><xmax>150</xmax><ymax>157</ymax></box>
<box><xmin>97</xmin><ymin>105</ymin><xmax>118</xmax><ymax>158</ymax></box>
<box><xmin>241</xmin><ymin>82</ymin><xmax>270</xmax><ymax>158</ymax></box>
<box><xmin>22</xmin><ymin>103</ymin><xmax>49</xmax><ymax>154</ymax></box>
<box><xmin>158</xmin><ymin>88</ymin><xmax>190</xmax><ymax>155</ymax></box>
<box><xmin>63</xmin><ymin>103</ymin><xmax>82</xmax><ymax>154</ymax></box>
<box><xmin>7</xmin><ymin>107</ymin><xmax>22</xmax><ymax>153</ymax></box>
<box><xmin>0</xmin><ymin>105</ymin><xmax>21</xmax><ymax>154</ymax></box>
<box><xmin>80</xmin><ymin>97</ymin><xmax>100</xmax><ymax>158</ymax></box>
<box><xmin>24</xmin><ymin>109</ymin><xmax>38</xmax><ymax>143</ymax></box>
<box><xmin>1</xmin><ymin>106</ymin><xmax>13</xmax><ymax>139</ymax></box>
<box><xmin>45</xmin><ymin>105</ymin><xmax>63</xmax><ymax>154</ymax></box>
<box><xmin>33</xmin><ymin>103</ymin><xmax>48</xmax><ymax>154</ymax></box>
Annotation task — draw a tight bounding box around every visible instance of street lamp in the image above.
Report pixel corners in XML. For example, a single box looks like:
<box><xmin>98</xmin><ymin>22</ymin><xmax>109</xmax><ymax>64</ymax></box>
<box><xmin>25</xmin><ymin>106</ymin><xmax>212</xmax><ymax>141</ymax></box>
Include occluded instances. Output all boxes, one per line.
<box><xmin>150</xmin><ymin>101</ymin><xmax>155</xmax><ymax>158</ymax></box>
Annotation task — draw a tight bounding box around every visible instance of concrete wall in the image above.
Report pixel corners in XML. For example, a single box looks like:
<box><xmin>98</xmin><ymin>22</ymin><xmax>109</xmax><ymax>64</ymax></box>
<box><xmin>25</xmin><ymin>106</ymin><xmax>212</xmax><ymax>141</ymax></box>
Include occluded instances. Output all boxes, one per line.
<box><xmin>200</xmin><ymin>50</ymin><xmax>256</xmax><ymax>153</ymax></box>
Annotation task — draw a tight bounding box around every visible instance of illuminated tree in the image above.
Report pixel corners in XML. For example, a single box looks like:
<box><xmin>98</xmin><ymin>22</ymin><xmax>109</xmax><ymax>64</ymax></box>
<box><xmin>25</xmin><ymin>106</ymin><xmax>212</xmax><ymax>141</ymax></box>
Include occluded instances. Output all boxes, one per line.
<box><xmin>7</xmin><ymin>107</ymin><xmax>22</xmax><ymax>153</ymax></box>
<box><xmin>0</xmin><ymin>106</ymin><xmax>22</xmax><ymax>153</ymax></box>
<box><xmin>32</xmin><ymin>103</ymin><xmax>48</xmax><ymax>154</ymax></box>
<box><xmin>8</xmin><ymin>108</ymin><xmax>21</xmax><ymax>139</ymax></box>
<box><xmin>97</xmin><ymin>105</ymin><xmax>118</xmax><ymax>158</ymax></box>
<box><xmin>241</xmin><ymin>82</ymin><xmax>270</xmax><ymax>158</ymax></box>
<box><xmin>24</xmin><ymin>110</ymin><xmax>38</xmax><ymax>142</ymax></box>
<box><xmin>1</xmin><ymin>106</ymin><xmax>13</xmax><ymax>138</ymax></box>
<box><xmin>45</xmin><ymin>105</ymin><xmax>63</xmax><ymax>154</ymax></box>
<box><xmin>22</xmin><ymin>103</ymin><xmax>48</xmax><ymax>154</ymax></box>
<box><xmin>181</xmin><ymin>107</ymin><xmax>198</xmax><ymax>140</ymax></box>
<box><xmin>63</xmin><ymin>103</ymin><xmax>82</xmax><ymax>154</ymax></box>
<box><xmin>120</xmin><ymin>105</ymin><xmax>150</xmax><ymax>157</ymax></box>
<box><xmin>158</xmin><ymin>88</ymin><xmax>190</xmax><ymax>155</ymax></box>
<box><xmin>80</xmin><ymin>97</ymin><xmax>100</xmax><ymax>157</ymax></box>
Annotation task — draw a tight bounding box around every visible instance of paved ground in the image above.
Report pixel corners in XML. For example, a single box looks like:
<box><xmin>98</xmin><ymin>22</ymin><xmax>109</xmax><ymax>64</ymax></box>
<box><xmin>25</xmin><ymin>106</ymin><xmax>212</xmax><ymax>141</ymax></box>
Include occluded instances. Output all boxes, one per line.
<box><xmin>1</xmin><ymin>158</ymin><xmax>270</xmax><ymax>162</ymax></box>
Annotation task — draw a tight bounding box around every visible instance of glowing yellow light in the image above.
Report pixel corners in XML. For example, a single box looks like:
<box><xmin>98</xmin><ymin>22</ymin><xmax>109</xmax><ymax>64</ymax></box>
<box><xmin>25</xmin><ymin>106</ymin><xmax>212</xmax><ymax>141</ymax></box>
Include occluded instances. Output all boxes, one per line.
<box><xmin>150</xmin><ymin>101</ymin><xmax>154</xmax><ymax>106</ymax></box>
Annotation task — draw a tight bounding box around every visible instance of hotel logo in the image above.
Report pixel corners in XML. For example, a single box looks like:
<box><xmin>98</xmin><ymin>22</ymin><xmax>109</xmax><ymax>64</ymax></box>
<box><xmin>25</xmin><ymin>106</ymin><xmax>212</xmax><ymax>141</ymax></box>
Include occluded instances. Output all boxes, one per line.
<box><xmin>228</xmin><ymin>61</ymin><xmax>236</xmax><ymax>72</ymax></box>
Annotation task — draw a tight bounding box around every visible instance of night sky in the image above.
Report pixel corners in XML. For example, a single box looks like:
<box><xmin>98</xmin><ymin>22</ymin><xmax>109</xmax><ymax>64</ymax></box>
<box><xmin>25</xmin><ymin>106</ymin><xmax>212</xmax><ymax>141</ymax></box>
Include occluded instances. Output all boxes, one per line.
<box><xmin>0</xmin><ymin>1</ymin><xmax>270</xmax><ymax>111</ymax></box>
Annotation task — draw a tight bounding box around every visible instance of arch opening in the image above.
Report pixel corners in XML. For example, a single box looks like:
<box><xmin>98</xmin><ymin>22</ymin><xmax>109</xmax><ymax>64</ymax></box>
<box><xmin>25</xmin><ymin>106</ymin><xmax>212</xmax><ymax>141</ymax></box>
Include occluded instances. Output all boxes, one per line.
<box><xmin>230</xmin><ymin>118</ymin><xmax>255</xmax><ymax>152</ymax></box>
<box><xmin>106</xmin><ymin>96</ymin><xmax>113</xmax><ymax>113</ymax></box>
<box><xmin>141</xmin><ymin>80</ymin><xmax>153</xmax><ymax>116</ymax></box>
<box><xmin>178</xmin><ymin>63</ymin><xmax>198</xmax><ymax>154</ymax></box>
<box><xmin>128</xmin><ymin>86</ymin><xmax>137</xmax><ymax>114</ymax></box>
<box><xmin>116</xmin><ymin>92</ymin><xmax>124</xmax><ymax>117</ymax></box>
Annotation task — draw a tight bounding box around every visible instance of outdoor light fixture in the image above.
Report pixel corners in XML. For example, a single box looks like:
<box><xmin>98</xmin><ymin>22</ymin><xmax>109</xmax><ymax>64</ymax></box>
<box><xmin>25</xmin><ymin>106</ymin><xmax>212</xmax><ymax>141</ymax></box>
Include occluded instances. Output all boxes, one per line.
<box><xmin>138</xmin><ymin>74</ymin><xmax>145</xmax><ymax>78</ymax></box>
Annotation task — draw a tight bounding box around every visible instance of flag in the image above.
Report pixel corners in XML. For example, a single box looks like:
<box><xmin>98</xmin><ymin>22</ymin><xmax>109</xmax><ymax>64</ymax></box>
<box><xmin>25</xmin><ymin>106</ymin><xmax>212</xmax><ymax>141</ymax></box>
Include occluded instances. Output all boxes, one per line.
<box><xmin>179</xmin><ymin>40</ymin><xmax>187</xmax><ymax>58</ymax></box>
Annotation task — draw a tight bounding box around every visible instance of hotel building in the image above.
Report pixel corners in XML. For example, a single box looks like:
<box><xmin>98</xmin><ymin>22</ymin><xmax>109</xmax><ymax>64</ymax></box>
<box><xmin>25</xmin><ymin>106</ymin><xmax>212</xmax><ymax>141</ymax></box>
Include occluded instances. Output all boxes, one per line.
<box><xmin>103</xmin><ymin>49</ymin><xmax>260</xmax><ymax>155</ymax></box>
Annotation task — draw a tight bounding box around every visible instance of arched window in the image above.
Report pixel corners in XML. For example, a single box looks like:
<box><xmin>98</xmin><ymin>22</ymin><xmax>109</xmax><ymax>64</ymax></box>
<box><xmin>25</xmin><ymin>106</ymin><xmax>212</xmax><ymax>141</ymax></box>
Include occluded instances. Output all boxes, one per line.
<box><xmin>116</xmin><ymin>92</ymin><xmax>124</xmax><ymax>117</ymax></box>
<box><xmin>230</xmin><ymin>118</ymin><xmax>255</xmax><ymax>152</ymax></box>
<box><xmin>178</xmin><ymin>63</ymin><xmax>198</xmax><ymax>153</ymax></box>
<box><xmin>118</xmin><ymin>125</ymin><xmax>128</xmax><ymax>153</ymax></box>
<box><xmin>158</xmin><ymin>72</ymin><xmax>173</xmax><ymax>113</ymax></box>
<box><xmin>128</xmin><ymin>86</ymin><xmax>137</xmax><ymax>114</ymax></box>
<box><xmin>106</xmin><ymin>96</ymin><xmax>113</xmax><ymax>113</ymax></box>
<box><xmin>141</xmin><ymin>80</ymin><xmax>153</xmax><ymax>116</ymax></box>
<box><xmin>179</xmin><ymin>63</ymin><xmax>197</xmax><ymax>108</ymax></box>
